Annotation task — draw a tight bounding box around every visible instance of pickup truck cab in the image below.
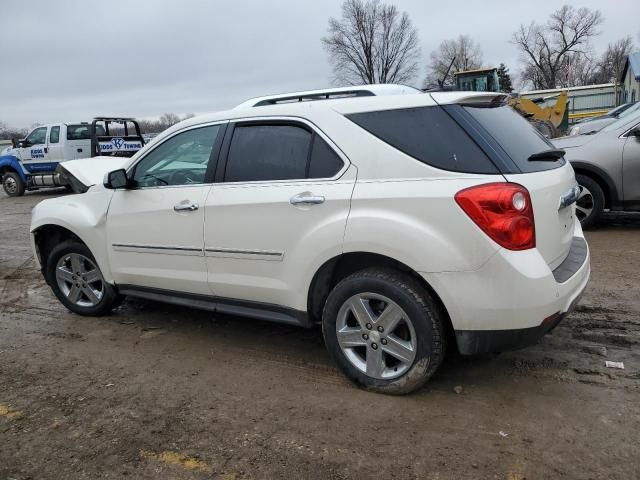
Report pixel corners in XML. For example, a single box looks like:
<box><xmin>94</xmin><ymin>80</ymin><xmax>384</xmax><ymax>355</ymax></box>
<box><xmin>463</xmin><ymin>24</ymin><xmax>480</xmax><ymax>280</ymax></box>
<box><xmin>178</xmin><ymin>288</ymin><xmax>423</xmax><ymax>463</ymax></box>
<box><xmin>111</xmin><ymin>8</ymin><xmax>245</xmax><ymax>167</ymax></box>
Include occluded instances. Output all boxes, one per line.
<box><xmin>0</xmin><ymin>118</ymin><xmax>144</xmax><ymax>196</ymax></box>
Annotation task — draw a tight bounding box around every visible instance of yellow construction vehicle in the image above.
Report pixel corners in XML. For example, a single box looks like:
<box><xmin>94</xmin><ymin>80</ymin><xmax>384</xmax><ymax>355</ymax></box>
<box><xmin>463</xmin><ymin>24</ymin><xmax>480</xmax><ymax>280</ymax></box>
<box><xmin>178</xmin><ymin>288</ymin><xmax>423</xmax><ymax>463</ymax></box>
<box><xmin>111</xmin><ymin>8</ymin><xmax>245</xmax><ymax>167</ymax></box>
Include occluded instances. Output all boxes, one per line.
<box><xmin>453</xmin><ymin>68</ymin><xmax>569</xmax><ymax>137</ymax></box>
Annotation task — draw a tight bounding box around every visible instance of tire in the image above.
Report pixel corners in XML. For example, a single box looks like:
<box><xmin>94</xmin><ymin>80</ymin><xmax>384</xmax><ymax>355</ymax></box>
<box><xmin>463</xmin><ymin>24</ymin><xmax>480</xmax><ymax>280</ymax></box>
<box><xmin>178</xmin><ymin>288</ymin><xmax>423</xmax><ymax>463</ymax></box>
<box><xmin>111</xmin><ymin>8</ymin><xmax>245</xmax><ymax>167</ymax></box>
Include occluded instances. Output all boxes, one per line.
<box><xmin>322</xmin><ymin>268</ymin><xmax>445</xmax><ymax>395</ymax></box>
<box><xmin>45</xmin><ymin>240</ymin><xmax>121</xmax><ymax>316</ymax></box>
<box><xmin>575</xmin><ymin>174</ymin><xmax>605</xmax><ymax>229</ymax></box>
<box><xmin>2</xmin><ymin>171</ymin><xmax>26</xmax><ymax>197</ymax></box>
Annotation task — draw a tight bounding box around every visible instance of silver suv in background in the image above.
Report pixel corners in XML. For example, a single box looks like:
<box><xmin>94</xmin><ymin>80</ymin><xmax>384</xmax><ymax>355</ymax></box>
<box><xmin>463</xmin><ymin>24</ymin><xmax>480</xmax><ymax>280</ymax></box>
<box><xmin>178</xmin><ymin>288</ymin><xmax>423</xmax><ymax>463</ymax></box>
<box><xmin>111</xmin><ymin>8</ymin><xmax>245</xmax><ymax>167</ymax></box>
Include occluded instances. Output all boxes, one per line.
<box><xmin>569</xmin><ymin>102</ymin><xmax>639</xmax><ymax>137</ymax></box>
<box><xmin>554</xmin><ymin>108</ymin><xmax>640</xmax><ymax>228</ymax></box>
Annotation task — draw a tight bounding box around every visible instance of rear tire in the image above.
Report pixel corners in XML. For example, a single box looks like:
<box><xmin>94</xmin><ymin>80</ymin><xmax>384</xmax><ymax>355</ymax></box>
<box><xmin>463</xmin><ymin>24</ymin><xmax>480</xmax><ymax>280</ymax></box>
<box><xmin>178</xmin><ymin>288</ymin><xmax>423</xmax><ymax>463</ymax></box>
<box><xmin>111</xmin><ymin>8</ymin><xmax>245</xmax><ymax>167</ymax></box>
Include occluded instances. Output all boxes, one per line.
<box><xmin>2</xmin><ymin>171</ymin><xmax>25</xmax><ymax>197</ymax></box>
<box><xmin>575</xmin><ymin>174</ymin><xmax>604</xmax><ymax>229</ymax></box>
<box><xmin>45</xmin><ymin>240</ymin><xmax>121</xmax><ymax>316</ymax></box>
<box><xmin>322</xmin><ymin>268</ymin><xmax>445</xmax><ymax>395</ymax></box>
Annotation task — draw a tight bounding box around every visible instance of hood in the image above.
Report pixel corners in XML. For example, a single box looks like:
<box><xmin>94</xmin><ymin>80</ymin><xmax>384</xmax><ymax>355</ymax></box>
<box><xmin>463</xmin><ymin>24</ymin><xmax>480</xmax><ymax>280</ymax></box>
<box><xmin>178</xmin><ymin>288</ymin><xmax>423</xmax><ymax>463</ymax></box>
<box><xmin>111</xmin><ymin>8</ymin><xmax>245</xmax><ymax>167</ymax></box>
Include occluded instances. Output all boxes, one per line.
<box><xmin>552</xmin><ymin>134</ymin><xmax>596</xmax><ymax>149</ymax></box>
<box><xmin>57</xmin><ymin>156</ymin><xmax>132</xmax><ymax>191</ymax></box>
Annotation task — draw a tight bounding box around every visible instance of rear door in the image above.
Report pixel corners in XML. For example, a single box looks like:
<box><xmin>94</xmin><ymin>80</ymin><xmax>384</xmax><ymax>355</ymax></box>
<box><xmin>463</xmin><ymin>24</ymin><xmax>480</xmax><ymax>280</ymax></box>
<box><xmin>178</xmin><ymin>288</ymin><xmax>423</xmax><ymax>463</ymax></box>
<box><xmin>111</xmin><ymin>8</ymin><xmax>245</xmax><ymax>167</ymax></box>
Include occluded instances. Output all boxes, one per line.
<box><xmin>47</xmin><ymin>125</ymin><xmax>64</xmax><ymax>161</ymax></box>
<box><xmin>65</xmin><ymin>124</ymin><xmax>94</xmax><ymax>159</ymax></box>
<box><xmin>204</xmin><ymin>120</ymin><xmax>355</xmax><ymax>308</ymax></box>
<box><xmin>460</xmin><ymin>104</ymin><xmax>578</xmax><ymax>270</ymax></box>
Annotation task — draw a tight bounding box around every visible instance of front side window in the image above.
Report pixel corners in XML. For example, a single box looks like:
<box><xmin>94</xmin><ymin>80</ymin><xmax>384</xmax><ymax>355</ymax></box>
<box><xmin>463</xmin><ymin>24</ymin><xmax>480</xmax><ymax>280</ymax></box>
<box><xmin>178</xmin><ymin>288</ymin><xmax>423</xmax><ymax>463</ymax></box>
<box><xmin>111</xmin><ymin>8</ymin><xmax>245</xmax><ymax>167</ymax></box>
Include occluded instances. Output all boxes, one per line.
<box><xmin>25</xmin><ymin>127</ymin><xmax>47</xmax><ymax>146</ymax></box>
<box><xmin>133</xmin><ymin>125</ymin><xmax>220</xmax><ymax>187</ymax></box>
<box><xmin>50</xmin><ymin>126</ymin><xmax>60</xmax><ymax>144</ymax></box>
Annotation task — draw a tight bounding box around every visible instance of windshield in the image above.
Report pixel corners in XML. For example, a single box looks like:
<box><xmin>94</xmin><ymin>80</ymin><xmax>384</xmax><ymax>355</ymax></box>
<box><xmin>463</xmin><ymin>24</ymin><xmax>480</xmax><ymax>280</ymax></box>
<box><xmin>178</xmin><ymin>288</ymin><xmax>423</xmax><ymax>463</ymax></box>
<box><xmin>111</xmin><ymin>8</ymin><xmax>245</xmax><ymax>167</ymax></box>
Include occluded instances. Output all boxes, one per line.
<box><xmin>601</xmin><ymin>106</ymin><xmax>640</xmax><ymax>134</ymax></box>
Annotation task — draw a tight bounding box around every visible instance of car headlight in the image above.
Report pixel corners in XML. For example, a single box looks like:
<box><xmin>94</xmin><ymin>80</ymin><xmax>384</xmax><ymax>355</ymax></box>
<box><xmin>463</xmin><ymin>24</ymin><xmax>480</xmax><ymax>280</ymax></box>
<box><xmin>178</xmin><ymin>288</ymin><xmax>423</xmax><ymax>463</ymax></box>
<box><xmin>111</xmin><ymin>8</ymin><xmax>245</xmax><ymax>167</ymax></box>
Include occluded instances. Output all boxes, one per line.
<box><xmin>569</xmin><ymin>126</ymin><xmax>580</xmax><ymax>136</ymax></box>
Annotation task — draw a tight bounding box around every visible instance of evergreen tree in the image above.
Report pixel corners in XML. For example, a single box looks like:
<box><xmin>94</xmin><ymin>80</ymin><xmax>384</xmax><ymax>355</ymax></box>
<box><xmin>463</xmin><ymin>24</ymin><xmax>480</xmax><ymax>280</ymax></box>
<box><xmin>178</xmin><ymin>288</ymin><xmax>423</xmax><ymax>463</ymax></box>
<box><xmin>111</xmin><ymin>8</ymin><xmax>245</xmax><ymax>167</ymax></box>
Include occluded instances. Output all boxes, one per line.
<box><xmin>497</xmin><ymin>63</ymin><xmax>514</xmax><ymax>93</ymax></box>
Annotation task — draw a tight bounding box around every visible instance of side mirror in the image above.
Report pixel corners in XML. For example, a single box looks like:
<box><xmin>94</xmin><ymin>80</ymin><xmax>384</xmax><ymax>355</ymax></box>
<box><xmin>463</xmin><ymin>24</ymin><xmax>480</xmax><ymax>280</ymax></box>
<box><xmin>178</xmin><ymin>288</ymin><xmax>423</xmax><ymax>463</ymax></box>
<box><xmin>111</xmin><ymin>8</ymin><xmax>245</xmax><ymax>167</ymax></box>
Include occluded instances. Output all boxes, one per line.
<box><xmin>104</xmin><ymin>169</ymin><xmax>129</xmax><ymax>189</ymax></box>
<box><xmin>16</xmin><ymin>140</ymin><xmax>27</xmax><ymax>148</ymax></box>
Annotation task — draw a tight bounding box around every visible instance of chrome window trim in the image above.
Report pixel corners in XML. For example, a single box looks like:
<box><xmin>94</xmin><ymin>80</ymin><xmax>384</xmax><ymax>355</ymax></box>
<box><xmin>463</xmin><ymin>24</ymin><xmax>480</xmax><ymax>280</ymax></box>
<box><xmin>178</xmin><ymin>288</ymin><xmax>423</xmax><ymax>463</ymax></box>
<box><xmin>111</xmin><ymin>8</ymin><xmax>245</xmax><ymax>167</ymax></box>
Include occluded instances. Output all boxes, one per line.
<box><xmin>122</xmin><ymin>115</ymin><xmax>351</xmax><ymax>190</ymax></box>
<box><xmin>221</xmin><ymin>115</ymin><xmax>351</xmax><ymax>185</ymax></box>
<box><xmin>620</xmin><ymin>121</ymin><xmax>640</xmax><ymax>138</ymax></box>
<box><xmin>125</xmin><ymin>120</ymin><xmax>229</xmax><ymax>179</ymax></box>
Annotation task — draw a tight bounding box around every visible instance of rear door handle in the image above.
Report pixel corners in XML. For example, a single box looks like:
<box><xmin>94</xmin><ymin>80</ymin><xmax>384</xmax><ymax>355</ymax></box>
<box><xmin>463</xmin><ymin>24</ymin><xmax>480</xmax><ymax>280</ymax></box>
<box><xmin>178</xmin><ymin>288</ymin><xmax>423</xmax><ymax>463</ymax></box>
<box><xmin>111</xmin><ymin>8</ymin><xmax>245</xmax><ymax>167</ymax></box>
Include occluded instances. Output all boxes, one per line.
<box><xmin>290</xmin><ymin>192</ymin><xmax>325</xmax><ymax>206</ymax></box>
<box><xmin>174</xmin><ymin>201</ymin><xmax>199</xmax><ymax>212</ymax></box>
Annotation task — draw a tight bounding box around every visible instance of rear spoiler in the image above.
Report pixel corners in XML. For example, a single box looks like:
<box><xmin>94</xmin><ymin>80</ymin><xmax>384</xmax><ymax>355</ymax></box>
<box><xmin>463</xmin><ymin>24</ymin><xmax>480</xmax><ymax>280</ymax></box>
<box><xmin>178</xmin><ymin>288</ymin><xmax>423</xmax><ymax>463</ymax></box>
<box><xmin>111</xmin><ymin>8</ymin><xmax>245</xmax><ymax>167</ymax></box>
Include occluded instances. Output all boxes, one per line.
<box><xmin>90</xmin><ymin>117</ymin><xmax>145</xmax><ymax>158</ymax></box>
<box><xmin>430</xmin><ymin>92</ymin><xmax>509</xmax><ymax>107</ymax></box>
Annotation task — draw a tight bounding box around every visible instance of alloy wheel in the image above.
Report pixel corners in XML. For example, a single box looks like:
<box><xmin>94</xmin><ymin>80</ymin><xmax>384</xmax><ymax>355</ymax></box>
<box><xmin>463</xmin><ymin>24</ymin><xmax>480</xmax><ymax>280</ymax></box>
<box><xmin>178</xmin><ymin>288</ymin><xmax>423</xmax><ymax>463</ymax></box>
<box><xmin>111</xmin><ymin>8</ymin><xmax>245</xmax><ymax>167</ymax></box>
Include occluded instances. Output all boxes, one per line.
<box><xmin>335</xmin><ymin>293</ymin><xmax>417</xmax><ymax>380</ymax></box>
<box><xmin>55</xmin><ymin>253</ymin><xmax>105</xmax><ymax>307</ymax></box>
<box><xmin>576</xmin><ymin>185</ymin><xmax>594</xmax><ymax>222</ymax></box>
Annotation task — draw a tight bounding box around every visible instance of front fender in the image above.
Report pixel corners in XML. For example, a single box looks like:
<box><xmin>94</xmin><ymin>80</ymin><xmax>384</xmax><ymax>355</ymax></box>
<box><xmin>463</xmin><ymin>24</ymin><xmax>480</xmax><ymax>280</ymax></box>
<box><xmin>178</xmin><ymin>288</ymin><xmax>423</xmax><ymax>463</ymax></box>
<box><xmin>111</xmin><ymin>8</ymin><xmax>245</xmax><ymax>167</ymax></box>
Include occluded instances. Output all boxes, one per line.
<box><xmin>30</xmin><ymin>189</ymin><xmax>116</xmax><ymax>282</ymax></box>
<box><xmin>0</xmin><ymin>155</ymin><xmax>27</xmax><ymax>181</ymax></box>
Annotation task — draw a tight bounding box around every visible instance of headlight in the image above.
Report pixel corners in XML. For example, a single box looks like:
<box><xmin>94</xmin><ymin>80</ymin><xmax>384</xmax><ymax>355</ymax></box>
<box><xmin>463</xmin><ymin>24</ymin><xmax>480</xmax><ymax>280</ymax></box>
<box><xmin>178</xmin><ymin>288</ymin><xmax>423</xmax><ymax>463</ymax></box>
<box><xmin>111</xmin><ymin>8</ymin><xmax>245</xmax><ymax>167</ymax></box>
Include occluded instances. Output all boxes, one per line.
<box><xmin>569</xmin><ymin>126</ymin><xmax>580</xmax><ymax>136</ymax></box>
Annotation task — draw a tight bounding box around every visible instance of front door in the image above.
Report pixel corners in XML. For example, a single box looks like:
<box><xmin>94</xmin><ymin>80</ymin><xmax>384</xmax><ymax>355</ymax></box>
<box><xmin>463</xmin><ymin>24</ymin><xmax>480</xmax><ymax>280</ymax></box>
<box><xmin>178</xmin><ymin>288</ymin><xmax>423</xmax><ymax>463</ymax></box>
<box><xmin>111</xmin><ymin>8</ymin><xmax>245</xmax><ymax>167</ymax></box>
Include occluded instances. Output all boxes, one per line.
<box><xmin>622</xmin><ymin>123</ymin><xmax>640</xmax><ymax>205</ymax></box>
<box><xmin>204</xmin><ymin>120</ymin><xmax>355</xmax><ymax>310</ymax></box>
<box><xmin>106</xmin><ymin>123</ymin><xmax>225</xmax><ymax>294</ymax></box>
<box><xmin>18</xmin><ymin>126</ymin><xmax>50</xmax><ymax>174</ymax></box>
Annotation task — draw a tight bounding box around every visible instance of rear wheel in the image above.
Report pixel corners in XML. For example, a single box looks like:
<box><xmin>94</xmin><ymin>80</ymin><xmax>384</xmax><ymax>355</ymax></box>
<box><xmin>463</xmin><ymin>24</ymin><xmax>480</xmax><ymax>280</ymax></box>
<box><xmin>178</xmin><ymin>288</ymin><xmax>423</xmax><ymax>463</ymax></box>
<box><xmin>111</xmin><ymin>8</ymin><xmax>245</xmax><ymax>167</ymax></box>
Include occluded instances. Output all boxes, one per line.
<box><xmin>575</xmin><ymin>174</ymin><xmax>604</xmax><ymax>229</ymax></box>
<box><xmin>2</xmin><ymin>171</ymin><xmax>25</xmax><ymax>197</ymax></box>
<box><xmin>45</xmin><ymin>240</ymin><xmax>121</xmax><ymax>316</ymax></box>
<box><xmin>322</xmin><ymin>268</ymin><xmax>445</xmax><ymax>394</ymax></box>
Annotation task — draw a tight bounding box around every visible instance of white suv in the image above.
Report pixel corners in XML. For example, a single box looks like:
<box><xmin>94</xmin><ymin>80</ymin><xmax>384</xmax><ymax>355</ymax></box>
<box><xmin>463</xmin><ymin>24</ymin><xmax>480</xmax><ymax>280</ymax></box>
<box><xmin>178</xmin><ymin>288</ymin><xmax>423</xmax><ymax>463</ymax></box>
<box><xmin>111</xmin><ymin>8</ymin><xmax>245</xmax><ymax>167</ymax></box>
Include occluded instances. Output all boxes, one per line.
<box><xmin>30</xmin><ymin>85</ymin><xmax>590</xmax><ymax>394</ymax></box>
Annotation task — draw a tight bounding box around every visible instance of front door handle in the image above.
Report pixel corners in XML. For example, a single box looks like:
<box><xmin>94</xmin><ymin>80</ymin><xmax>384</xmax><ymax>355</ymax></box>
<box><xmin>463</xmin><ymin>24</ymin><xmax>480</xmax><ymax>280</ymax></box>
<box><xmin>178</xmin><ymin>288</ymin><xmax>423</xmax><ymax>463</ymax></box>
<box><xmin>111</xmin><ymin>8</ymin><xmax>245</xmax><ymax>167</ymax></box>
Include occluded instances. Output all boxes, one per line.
<box><xmin>290</xmin><ymin>192</ymin><xmax>325</xmax><ymax>206</ymax></box>
<box><xmin>174</xmin><ymin>201</ymin><xmax>199</xmax><ymax>212</ymax></box>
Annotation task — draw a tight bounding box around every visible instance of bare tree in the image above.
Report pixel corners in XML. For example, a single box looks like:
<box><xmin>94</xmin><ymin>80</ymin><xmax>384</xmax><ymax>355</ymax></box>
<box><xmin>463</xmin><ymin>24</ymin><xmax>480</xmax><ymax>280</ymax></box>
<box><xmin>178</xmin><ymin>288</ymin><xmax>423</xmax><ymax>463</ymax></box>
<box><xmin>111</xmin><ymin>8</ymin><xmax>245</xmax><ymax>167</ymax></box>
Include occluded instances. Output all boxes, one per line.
<box><xmin>423</xmin><ymin>35</ymin><xmax>483</xmax><ymax>87</ymax></box>
<box><xmin>0</xmin><ymin>121</ymin><xmax>28</xmax><ymax>141</ymax></box>
<box><xmin>598</xmin><ymin>36</ymin><xmax>634</xmax><ymax>84</ymax></box>
<box><xmin>513</xmin><ymin>5</ymin><xmax>603</xmax><ymax>89</ymax></box>
<box><xmin>322</xmin><ymin>0</ymin><xmax>420</xmax><ymax>85</ymax></box>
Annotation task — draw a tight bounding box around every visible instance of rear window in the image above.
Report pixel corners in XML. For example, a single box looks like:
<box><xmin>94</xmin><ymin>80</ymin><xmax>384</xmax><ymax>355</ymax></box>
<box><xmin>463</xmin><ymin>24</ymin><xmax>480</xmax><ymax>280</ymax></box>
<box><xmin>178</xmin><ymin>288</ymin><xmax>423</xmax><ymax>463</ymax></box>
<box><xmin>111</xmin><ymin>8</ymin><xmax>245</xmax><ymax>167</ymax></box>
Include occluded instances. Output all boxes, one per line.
<box><xmin>346</xmin><ymin>106</ymin><xmax>499</xmax><ymax>174</ymax></box>
<box><xmin>462</xmin><ymin>105</ymin><xmax>565</xmax><ymax>173</ymax></box>
<box><xmin>67</xmin><ymin>124</ymin><xmax>106</xmax><ymax>140</ymax></box>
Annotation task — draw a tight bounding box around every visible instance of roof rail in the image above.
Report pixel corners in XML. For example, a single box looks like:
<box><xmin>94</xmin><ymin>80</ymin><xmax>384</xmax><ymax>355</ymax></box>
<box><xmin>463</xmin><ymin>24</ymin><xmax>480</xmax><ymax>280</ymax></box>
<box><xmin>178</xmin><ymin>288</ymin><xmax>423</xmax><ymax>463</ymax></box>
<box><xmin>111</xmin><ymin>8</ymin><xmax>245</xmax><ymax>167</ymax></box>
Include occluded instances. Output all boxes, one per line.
<box><xmin>234</xmin><ymin>84</ymin><xmax>419</xmax><ymax>109</ymax></box>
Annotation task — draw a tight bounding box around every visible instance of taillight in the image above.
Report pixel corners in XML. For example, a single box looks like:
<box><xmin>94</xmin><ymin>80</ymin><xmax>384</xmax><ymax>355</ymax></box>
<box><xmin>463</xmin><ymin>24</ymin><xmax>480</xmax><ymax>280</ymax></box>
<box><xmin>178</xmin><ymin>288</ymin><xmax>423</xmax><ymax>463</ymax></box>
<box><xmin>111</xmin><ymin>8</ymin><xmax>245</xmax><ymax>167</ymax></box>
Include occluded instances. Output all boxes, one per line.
<box><xmin>455</xmin><ymin>183</ymin><xmax>535</xmax><ymax>250</ymax></box>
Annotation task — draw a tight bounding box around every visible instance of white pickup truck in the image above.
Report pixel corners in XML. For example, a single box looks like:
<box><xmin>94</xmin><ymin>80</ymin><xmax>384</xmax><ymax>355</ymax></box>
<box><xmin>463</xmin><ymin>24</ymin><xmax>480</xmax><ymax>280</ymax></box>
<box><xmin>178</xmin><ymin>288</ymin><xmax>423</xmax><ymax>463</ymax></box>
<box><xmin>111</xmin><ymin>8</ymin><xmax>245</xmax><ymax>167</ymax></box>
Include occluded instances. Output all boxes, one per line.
<box><xmin>0</xmin><ymin>117</ymin><xmax>144</xmax><ymax>196</ymax></box>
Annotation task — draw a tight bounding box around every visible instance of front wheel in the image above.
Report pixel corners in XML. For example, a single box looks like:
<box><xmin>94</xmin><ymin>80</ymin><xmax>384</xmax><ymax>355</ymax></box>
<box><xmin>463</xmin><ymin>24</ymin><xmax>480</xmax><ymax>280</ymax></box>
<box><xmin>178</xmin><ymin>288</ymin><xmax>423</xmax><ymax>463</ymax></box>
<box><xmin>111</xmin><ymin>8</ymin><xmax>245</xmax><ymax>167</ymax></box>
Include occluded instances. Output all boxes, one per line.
<box><xmin>2</xmin><ymin>171</ymin><xmax>26</xmax><ymax>197</ymax></box>
<box><xmin>322</xmin><ymin>268</ymin><xmax>445</xmax><ymax>395</ymax></box>
<box><xmin>575</xmin><ymin>174</ymin><xmax>604</xmax><ymax>229</ymax></box>
<box><xmin>45</xmin><ymin>240</ymin><xmax>121</xmax><ymax>316</ymax></box>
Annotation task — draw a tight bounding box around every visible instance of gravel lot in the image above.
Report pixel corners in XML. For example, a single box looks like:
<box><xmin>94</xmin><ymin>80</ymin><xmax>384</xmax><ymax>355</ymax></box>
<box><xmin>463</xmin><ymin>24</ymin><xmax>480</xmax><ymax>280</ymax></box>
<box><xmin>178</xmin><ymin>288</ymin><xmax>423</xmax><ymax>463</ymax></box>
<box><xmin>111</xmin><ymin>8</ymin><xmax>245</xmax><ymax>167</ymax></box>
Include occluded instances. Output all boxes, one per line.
<box><xmin>1</xmin><ymin>189</ymin><xmax>639</xmax><ymax>480</ymax></box>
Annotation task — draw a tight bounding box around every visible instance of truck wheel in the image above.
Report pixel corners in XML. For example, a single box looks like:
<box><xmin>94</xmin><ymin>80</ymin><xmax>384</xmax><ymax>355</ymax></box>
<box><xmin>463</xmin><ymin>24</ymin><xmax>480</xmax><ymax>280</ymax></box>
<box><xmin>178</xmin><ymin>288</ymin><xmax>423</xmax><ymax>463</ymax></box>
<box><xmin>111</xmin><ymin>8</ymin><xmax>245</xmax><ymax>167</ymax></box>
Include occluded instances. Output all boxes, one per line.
<box><xmin>575</xmin><ymin>174</ymin><xmax>604</xmax><ymax>229</ymax></box>
<box><xmin>322</xmin><ymin>268</ymin><xmax>445</xmax><ymax>395</ymax></box>
<box><xmin>2</xmin><ymin>171</ymin><xmax>26</xmax><ymax>197</ymax></box>
<box><xmin>45</xmin><ymin>240</ymin><xmax>121</xmax><ymax>316</ymax></box>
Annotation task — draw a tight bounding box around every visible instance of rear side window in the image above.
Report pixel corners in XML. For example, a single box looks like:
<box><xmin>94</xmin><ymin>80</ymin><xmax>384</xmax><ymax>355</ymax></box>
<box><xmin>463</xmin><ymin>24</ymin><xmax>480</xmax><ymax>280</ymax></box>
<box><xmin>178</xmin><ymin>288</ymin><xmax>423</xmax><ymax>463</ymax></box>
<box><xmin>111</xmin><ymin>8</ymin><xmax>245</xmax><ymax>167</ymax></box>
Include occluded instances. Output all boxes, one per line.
<box><xmin>67</xmin><ymin>124</ymin><xmax>107</xmax><ymax>140</ymax></box>
<box><xmin>226</xmin><ymin>125</ymin><xmax>310</xmax><ymax>182</ymax></box>
<box><xmin>224</xmin><ymin>124</ymin><xmax>344</xmax><ymax>182</ymax></box>
<box><xmin>347</xmin><ymin>106</ymin><xmax>499</xmax><ymax>174</ymax></box>
<box><xmin>309</xmin><ymin>135</ymin><xmax>344</xmax><ymax>178</ymax></box>
<box><xmin>50</xmin><ymin>126</ymin><xmax>60</xmax><ymax>144</ymax></box>
<box><xmin>462</xmin><ymin>105</ymin><xmax>565</xmax><ymax>173</ymax></box>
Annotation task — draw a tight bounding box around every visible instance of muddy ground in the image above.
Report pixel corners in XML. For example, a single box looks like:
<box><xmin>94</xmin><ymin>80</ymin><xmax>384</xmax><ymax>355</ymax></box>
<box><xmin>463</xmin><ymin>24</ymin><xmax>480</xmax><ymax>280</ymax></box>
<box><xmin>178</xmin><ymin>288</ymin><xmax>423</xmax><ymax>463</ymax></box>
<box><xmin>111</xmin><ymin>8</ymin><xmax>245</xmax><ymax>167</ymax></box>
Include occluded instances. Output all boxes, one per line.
<box><xmin>1</xmin><ymin>189</ymin><xmax>639</xmax><ymax>480</ymax></box>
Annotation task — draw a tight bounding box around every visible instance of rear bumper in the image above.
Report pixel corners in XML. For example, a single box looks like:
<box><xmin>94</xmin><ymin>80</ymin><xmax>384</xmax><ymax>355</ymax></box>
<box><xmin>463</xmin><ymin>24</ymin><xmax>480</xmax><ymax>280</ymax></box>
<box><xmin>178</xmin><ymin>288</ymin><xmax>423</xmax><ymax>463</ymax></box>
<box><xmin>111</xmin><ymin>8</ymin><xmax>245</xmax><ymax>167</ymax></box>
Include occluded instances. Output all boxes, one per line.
<box><xmin>424</xmin><ymin>225</ymin><xmax>590</xmax><ymax>355</ymax></box>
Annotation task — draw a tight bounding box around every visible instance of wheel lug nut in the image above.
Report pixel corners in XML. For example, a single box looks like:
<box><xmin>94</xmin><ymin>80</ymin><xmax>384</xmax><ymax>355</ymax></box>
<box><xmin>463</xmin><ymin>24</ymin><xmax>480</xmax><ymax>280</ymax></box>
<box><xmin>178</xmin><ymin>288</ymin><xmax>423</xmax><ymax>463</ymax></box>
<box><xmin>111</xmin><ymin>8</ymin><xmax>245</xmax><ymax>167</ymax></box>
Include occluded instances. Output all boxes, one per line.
<box><xmin>362</xmin><ymin>333</ymin><xmax>369</xmax><ymax>340</ymax></box>
<box><xmin>371</xmin><ymin>343</ymin><xmax>378</xmax><ymax>350</ymax></box>
<box><xmin>381</xmin><ymin>338</ymin><xmax>387</xmax><ymax>345</ymax></box>
<box><xmin>377</xmin><ymin>326</ymin><xmax>384</xmax><ymax>332</ymax></box>
<box><xmin>366</xmin><ymin>323</ymin><xmax>372</xmax><ymax>330</ymax></box>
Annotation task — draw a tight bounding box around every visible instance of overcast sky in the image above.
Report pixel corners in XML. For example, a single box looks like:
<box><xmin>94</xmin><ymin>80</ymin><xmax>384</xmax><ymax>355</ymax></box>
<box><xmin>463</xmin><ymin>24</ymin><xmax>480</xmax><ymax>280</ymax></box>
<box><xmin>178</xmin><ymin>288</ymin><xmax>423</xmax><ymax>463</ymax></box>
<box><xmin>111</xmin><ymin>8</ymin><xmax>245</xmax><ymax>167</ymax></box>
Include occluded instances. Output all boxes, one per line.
<box><xmin>2</xmin><ymin>0</ymin><xmax>638</xmax><ymax>128</ymax></box>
